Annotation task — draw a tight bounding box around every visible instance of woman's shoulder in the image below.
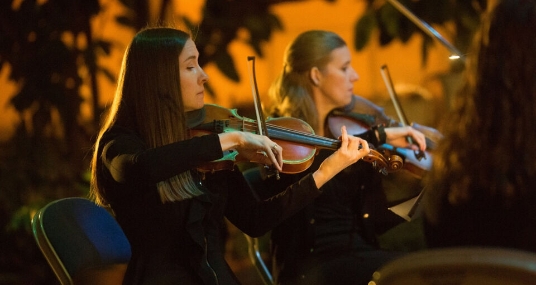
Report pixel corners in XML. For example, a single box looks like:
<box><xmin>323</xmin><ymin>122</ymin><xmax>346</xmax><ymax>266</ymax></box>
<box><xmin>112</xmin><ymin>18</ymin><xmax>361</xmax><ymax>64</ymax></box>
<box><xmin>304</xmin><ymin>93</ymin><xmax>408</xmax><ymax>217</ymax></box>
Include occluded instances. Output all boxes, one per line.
<box><xmin>100</xmin><ymin>126</ymin><xmax>145</xmax><ymax>149</ymax></box>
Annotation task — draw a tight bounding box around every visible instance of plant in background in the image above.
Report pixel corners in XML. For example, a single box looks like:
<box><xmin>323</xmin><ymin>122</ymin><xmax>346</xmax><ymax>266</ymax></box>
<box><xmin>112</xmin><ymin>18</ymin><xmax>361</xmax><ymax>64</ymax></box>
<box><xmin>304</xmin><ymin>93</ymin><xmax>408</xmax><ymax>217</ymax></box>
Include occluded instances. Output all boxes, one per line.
<box><xmin>353</xmin><ymin>0</ymin><xmax>485</xmax><ymax>108</ymax></box>
<box><xmin>116</xmin><ymin>0</ymin><xmax>286</xmax><ymax>97</ymax></box>
<box><xmin>0</xmin><ymin>0</ymin><xmax>111</xmax><ymax>282</ymax></box>
<box><xmin>354</xmin><ymin>0</ymin><xmax>485</xmax><ymax>65</ymax></box>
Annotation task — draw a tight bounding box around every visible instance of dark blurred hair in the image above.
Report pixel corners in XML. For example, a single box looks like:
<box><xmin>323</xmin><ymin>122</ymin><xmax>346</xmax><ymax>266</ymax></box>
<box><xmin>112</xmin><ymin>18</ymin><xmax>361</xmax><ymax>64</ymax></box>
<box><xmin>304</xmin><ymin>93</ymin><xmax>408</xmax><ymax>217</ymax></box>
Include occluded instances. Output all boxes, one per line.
<box><xmin>427</xmin><ymin>0</ymin><xmax>536</xmax><ymax>212</ymax></box>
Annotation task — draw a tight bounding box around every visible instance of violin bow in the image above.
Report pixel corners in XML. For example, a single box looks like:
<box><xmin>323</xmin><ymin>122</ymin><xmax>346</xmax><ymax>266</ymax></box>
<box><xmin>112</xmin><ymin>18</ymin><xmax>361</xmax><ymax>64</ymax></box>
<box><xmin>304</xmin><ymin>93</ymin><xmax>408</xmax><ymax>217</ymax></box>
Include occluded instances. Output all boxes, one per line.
<box><xmin>380</xmin><ymin>64</ymin><xmax>426</xmax><ymax>161</ymax></box>
<box><xmin>381</xmin><ymin>65</ymin><xmax>427</xmax><ymax>221</ymax></box>
<box><xmin>247</xmin><ymin>56</ymin><xmax>269</xmax><ymax>137</ymax></box>
<box><xmin>386</xmin><ymin>0</ymin><xmax>465</xmax><ymax>63</ymax></box>
<box><xmin>247</xmin><ymin>56</ymin><xmax>280</xmax><ymax>179</ymax></box>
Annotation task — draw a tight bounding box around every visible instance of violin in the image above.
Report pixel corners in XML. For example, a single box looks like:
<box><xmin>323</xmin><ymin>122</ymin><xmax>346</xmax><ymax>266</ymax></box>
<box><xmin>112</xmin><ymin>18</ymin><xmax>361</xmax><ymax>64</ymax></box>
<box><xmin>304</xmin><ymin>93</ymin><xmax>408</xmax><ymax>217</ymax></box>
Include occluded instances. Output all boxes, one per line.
<box><xmin>327</xmin><ymin>100</ymin><xmax>436</xmax><ymax>179</ymax></box>
<box><xmin>190</xmin><ymin>104</ymin><xmax>402</xmax><ymax>175</ymax></box>
<box><xmin>327</xmin><ymin>113</ymin><xmax>429</xmax><ymax>178</ymax></box>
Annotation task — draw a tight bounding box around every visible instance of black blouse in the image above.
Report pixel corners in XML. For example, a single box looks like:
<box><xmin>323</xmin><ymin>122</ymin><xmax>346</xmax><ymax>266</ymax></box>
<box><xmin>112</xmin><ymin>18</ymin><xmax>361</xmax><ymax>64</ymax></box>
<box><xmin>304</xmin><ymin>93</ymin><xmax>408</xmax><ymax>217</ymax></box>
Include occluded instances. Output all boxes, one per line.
<box><xmin>96</xmin><ymin>125</ymin><xmax>322</xmax><ymax>285</ymax></box>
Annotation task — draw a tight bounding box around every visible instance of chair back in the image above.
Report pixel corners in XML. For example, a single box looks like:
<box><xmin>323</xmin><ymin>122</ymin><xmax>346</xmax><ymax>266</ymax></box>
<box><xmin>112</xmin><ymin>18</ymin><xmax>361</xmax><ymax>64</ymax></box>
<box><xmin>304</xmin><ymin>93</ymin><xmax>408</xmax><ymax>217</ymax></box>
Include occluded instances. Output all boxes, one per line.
<box><xmin>32</xmin><ymin>197</ymin><xmax>131</xmax><ymax>285</ymax></box>
<box><xmin>370</xmin><ymin>247</ymin><xmax>536</xmax><ymax>285</ymax></box>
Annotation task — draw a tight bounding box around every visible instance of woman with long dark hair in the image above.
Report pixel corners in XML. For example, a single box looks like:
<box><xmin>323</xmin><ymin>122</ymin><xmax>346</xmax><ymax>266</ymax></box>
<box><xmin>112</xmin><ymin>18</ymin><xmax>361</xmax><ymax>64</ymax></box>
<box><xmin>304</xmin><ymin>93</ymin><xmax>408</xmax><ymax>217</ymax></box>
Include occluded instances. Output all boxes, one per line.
<box><xmin>90</xmin><ymin>26</ymin><xmax>371</xmax><ymax>284</ymax></box>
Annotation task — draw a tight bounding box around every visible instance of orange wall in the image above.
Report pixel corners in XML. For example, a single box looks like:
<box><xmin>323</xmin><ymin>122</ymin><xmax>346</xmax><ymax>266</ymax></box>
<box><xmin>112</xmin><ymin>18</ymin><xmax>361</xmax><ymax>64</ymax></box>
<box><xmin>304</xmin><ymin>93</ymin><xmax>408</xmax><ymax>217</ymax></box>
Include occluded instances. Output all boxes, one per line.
<box><xmin>0</xmin><ymin>65</ymin><xmax>19</xmax><ymax>141</ymax></box>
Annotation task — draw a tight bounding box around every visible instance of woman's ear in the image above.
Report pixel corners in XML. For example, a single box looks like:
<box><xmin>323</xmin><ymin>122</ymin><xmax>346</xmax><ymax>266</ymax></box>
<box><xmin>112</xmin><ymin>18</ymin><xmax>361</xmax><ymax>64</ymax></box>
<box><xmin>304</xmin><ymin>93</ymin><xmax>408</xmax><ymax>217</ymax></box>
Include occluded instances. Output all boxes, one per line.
<box><xmin>309</xmin><ymin>67</ymin><xmax>321</xmax><ymax>86</ymax></box>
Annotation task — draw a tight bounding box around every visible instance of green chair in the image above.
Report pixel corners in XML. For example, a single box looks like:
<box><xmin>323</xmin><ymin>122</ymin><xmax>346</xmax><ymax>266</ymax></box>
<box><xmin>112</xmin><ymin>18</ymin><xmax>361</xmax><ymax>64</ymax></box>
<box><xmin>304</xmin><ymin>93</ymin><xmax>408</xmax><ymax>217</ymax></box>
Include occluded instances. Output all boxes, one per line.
<box><xmin>32</xmin><ymin>197</ymin><xmax>131</xmax><ymax>285</ymax></box>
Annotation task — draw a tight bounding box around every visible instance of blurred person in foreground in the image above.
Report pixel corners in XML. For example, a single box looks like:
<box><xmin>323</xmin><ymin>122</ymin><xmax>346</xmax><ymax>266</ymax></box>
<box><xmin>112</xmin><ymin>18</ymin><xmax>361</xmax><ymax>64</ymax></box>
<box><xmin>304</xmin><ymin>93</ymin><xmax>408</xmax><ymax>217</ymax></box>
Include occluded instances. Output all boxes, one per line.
<box><xmin>423</xmin><ymin>0</ymin><xmax>536</xmax><ymax>252</ymax></box>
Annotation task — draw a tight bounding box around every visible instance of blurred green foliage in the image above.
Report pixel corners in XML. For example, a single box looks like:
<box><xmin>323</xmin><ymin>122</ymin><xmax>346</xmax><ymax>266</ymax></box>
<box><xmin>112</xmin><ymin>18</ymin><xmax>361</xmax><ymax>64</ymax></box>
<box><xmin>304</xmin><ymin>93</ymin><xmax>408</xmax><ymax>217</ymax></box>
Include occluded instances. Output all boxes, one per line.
<box><xmin>355</xmin><ymin>0</ymin><xmax>484</xmax><ymax>66</ymax></box>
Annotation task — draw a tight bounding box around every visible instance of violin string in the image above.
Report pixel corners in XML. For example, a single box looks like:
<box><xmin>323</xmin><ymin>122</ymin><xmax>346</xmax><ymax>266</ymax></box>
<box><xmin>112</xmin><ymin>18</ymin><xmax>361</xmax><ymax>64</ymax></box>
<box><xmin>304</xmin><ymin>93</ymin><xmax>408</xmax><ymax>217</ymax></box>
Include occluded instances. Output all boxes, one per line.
<box><xmin>226</xmin><ymin>118</ymin><xmax>340</xmax><ymax>143</ymax></box>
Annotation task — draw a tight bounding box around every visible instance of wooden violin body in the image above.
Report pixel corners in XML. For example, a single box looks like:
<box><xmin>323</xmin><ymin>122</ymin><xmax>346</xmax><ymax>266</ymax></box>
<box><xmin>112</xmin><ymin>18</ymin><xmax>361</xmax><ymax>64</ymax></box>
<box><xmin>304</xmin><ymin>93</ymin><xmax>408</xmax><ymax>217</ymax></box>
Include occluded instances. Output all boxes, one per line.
<box><xmin>326</xmin><ymin>96</ymin><xmax>439</xmax><ymax>179</ymax></box>
<box><xmin>191</xmin><ymin>104</ymin><xmax>317</xmax><ymax>174</ymax></box>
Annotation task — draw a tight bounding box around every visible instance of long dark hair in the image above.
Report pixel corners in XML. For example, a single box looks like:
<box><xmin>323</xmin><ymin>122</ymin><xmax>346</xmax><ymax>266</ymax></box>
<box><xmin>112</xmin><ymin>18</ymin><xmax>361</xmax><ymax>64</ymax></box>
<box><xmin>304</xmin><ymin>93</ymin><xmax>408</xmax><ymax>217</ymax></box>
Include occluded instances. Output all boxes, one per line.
<box><xmin>426</xmin><ymin>0</ymin><xmax>536</xmax><ymax>213</ymax></box>
<box><xmin>91</xmin><ymin>27</ymin><xmax>203</xmax><ymax>205</ymax></box>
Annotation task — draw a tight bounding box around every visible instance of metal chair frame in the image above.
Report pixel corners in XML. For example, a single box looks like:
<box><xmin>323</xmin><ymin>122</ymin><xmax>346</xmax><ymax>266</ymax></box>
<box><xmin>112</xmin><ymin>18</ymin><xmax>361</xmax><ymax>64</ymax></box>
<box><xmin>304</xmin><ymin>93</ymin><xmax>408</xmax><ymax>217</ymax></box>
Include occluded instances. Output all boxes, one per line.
<box><xmin>31</xmin><ymin>197</ymin><xmax>131</xmax><ymax>285</ymax></box>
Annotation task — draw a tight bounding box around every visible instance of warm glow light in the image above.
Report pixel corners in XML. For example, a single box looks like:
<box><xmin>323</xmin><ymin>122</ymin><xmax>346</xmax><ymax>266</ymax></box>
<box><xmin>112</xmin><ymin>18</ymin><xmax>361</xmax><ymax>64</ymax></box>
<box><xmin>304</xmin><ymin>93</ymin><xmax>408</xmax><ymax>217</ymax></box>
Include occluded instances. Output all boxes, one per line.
<box><xmin>449</xmin><ymin>54</ymin><xmax>461</xmax><ymax>60</ymax></box>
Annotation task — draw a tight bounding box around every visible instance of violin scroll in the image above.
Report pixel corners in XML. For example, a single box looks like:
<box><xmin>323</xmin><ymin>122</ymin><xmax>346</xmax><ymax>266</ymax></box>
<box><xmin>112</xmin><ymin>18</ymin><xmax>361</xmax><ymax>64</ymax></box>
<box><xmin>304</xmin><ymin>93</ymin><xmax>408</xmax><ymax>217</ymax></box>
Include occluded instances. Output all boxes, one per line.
<box><xmin>363</xmin><ymin>149</ymin><xmax>404</xmax><ymax>175</ymax></box>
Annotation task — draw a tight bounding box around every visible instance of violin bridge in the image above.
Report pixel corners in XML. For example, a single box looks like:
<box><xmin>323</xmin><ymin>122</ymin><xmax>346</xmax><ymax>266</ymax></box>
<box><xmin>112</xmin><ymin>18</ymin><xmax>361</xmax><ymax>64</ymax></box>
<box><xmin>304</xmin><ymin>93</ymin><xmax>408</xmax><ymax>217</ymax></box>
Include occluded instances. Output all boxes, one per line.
<box><xmin>262</xmin><ymin>166</ymin><xmax>280</xmax><ymax>180</ymax></box>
